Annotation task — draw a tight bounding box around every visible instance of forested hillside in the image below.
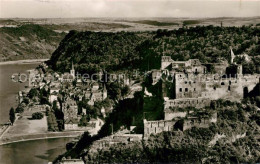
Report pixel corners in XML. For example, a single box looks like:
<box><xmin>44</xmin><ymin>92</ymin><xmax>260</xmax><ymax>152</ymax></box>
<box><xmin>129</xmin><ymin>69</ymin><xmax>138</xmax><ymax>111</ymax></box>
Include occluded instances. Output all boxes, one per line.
<box><xmin>48</xmin><ymin>26</ymin><xmax>260</xmax><ymax>74</ymax></box>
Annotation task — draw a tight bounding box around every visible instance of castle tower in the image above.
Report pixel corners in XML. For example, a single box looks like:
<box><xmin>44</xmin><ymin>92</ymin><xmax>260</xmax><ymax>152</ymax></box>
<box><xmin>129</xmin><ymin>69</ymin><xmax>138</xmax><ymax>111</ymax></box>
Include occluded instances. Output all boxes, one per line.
<box><xmin>70</xmin><ymin>62</ymin><xmax>75</xmax><ymax>78</ymax></box>
<box><xmin>230</xmin><ymin>47</ymin><xmax>235</xmax><ymax>64</ymax></box>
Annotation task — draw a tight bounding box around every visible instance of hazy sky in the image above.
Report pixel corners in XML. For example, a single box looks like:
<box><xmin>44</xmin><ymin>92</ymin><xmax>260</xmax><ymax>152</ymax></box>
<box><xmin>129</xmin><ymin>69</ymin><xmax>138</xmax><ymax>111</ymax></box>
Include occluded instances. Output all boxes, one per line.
<box><xmin>0</xmin><ymin>0</ymin><xmax>259</xmax><ymax>18</ymax></box>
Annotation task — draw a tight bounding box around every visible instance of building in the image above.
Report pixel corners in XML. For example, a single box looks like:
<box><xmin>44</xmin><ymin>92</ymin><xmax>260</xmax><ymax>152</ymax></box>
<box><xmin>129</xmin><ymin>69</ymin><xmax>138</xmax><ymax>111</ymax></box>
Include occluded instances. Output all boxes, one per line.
<box><xmin>159</xmin><ymin>51</ymin><xmax>259</xmax><ymax>109</ymax></box>
<box><xmin>87</xmin><ymin>118</ymin><xmax>104</xmax><ymax>135</ymax></box>
<box><xmin>84</xmin><ymin>83</ymin><xmax>107</xmax><ymax>106</ymax></box>
<box><xmin>62</xmin><ymin>97</ymin><xmax>78</xmax><ymax>120</ymax></box>
<box><xmin>143</xmin><ymin>48</ymin><xmax>259</xmax><ymax>138</ymax></box>
<box><xmin>61</xmin><ymin>62</ymin><xmax>76</xmax><ymax>83</ymax></box>
<box><xmin>64</xmin><ymin>118</ymin><xmax>79</xmax><ymax>130</ymax></box>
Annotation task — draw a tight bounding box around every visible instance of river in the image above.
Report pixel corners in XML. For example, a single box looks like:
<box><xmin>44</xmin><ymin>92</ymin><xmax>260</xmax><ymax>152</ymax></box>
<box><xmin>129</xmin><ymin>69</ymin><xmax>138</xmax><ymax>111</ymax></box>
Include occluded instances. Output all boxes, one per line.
<box><xmin>0</xmin><ymin>138</ymin><xmax>74</xmax><ymax>164</ymax></box>
<box><xmin>0</xmin><ymin>63</ymin><xmax>39</xmax><ymax>124</ymax></box>
<box><xmin>0</xmin><ymin>62</ymin><xmax>73</xmax><ymax>164</ymax></box>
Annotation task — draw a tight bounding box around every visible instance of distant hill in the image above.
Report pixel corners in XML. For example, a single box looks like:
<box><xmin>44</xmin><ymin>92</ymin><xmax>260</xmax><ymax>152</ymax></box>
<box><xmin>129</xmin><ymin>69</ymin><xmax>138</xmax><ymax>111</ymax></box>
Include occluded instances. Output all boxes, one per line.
<box><xmin>1</xmin><ymin>17</ymin><xmax>260</xmax><ymax>62</ymax></box>
<box><xmin>0</xmin><ymin>24</ymin><xmax>65</xmax><ymax>61</ymax></box>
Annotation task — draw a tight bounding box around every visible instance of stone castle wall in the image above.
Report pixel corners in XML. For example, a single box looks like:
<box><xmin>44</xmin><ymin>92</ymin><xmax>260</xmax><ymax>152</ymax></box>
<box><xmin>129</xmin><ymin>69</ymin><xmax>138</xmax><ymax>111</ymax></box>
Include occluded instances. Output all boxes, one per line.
<box><xmin>143</xmin><ymin>119</ymin><xmax>177</xmax><ymax>138</ymax></box>
<box><xmin>173</xmin><ymin>73</ymin><xmax>259</xmax><ymax>102</ymax></box>
<box><xmin>201</xmin><ymin>75</ymin><xmax>259</xmax><ymax>101</ymax></box>
<box><xmin>182</xmin><ymin>113</ymin><xmax>217</xmax><ymax>131</ymax></box>
<box><xmin>164</xmin><ymin>97</ymin><xmax>211</xmax><ymax>109</ymax></box>
<box><xmin>144</xmin><ymin>112</ymin><xmax>217</xmax><ymax>138</ymax></box>
<box><xmin>89</xmin><ymin>134</ymin><xmax>143</xmax><ymax>153</ymax></box>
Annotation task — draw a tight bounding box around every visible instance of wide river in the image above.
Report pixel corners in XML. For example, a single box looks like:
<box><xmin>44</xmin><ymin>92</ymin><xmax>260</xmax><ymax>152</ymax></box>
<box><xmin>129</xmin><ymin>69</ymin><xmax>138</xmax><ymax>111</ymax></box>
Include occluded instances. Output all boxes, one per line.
<box><xmin>0</xmin><ymin>62</ymin><xmax>74</xmax><ymax>164</ymax></box>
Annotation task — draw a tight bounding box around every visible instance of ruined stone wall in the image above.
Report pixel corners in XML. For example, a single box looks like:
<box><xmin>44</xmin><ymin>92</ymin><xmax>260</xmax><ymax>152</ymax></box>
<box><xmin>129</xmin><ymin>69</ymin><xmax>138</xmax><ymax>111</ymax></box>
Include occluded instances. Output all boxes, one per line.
<box><xmin>174</xmin><ymin>73</ymin><xmax>259</xmax><ymax>102</ymax></box>
<box><xmin>164</xmin><ymin>97</ymin><xmax>211</xmax><ymax>109</ymax></box>
<box><xmin>88</xmin><ymin>134</ymin><xmax>143</xmax><ymax>153</ymax></box>
<box><xmin>182</xmin><ymin>117</ymin><xmax>211</xmax><ymax>131</ymax></box>
<box><xmin>201</xmin><ymin>75</ymin><xmax>259</xmax><ymax>101</ymax></box>
<box><xmin>174</xmin><ymin>73</ymin><xmax>207</xmax><ymax>99</ymax></box>
<box><xmin>213</xmin><ymin>63</ymin><xmax>229</xmax><ymax>75</ymax></box>
<box><xmin>182</xmin><ymin>113</ymin><xmax>217</xmax><ymax>131</ymax></box>
<box><xmin>191</xmin><ymin>65</ymin><xmax>206</xmax><ymax>74</ymax></box>
<box><xmin>143</xmin><ymin>119</ymin><xmax>177</xmax><ymax>138</ymax></box>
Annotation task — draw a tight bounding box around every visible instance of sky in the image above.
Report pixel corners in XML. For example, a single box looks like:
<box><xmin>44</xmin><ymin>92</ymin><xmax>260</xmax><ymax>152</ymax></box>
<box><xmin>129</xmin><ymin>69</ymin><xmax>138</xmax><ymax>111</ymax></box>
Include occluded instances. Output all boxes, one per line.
<box><xmin>0</xmin><ymin>0</ymin><xmax>259</xmax><ymax>18</ymax></box>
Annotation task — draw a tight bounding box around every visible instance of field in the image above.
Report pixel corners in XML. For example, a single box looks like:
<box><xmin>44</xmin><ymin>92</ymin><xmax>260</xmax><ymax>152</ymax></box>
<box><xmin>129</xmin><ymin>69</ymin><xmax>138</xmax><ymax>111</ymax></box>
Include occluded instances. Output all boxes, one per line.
<box><xmin>0</xmin><ymin>17</ymin><xmax>260</xmax><ymax>62</ymax></box>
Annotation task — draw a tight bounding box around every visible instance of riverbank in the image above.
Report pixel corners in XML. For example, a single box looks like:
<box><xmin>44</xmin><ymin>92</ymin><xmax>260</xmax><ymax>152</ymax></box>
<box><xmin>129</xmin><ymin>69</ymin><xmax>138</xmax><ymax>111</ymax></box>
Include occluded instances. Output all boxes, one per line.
<box><xmin>0</xmin><ymin>110</ymin><xmax>84</xmax><ymax>146</ymax></box>
<box><xmin>0</xmin><ymin>59</ymin><xmax>49</xmax><ymax>65</ymax></box>
<box><xmin>0</xmin><ymin>131</ymin><xmax>84</xmax><ymax>146</ymax></box>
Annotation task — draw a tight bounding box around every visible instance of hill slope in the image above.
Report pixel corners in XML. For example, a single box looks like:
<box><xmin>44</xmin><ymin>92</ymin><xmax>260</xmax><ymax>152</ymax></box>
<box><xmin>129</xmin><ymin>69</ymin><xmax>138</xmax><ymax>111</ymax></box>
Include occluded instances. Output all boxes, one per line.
<box><xmin>0</xmin><ymin>24</ymin><xmax>65</xmax><ymax>61</ymax></box>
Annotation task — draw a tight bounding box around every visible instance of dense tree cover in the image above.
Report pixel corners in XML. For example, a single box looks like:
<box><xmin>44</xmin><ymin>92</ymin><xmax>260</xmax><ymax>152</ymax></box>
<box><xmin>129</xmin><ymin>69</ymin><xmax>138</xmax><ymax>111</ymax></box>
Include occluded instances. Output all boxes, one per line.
<box><xmin>31</xmin><ymin>112</ymin><xmax>44</xmax><ymax>119</ymax></box>
<box><xmin>48</xmin><ymin>26</ymin><xmax>260</xmax><ymax>74</ymax></box>
<box><xmin>85</xmin><ymin>100</ymin><xmax>260</xmax><ymax>163</ymax></box>
<box><xmin>9</xmin><ymin>107</ymin><xmax>15</xmax><ymax>125</ymax></box>
<box><xmin>48</xmin><ymin>30</ymin><xmax>152</xmax><ymax>74</ymax></box>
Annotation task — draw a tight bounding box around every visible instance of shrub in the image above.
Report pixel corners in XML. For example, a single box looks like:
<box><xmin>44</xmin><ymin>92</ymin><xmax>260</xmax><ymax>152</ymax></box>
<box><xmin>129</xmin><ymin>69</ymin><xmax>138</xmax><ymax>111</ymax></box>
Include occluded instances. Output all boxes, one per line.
<box><xmin>15</xmin><ymin>106</ymin><xmax>24</xmax><ymax>113</ymax></box>
<box><xmin>32</xmin><ymin>112</ymin><xmax>44</xmax><ymax>119</ymax></box>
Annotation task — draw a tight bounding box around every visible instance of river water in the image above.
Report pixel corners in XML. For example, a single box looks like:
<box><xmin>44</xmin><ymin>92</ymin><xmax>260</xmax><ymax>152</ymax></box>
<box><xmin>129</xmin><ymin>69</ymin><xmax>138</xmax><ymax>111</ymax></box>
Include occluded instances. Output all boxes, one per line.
<box><xmin>0</xmin><ymin>63</ymin><xmax>74</xmax><ymax>164</ymax></box>
<box><xmin>0</xmin><ymin>63</ymin><xmax>39</xmax><ymax>124</ymax></box>
<box><xmin>0</xmin><ymin>138</ymin><xmax>74</xmax><ymax>164</ymax></box>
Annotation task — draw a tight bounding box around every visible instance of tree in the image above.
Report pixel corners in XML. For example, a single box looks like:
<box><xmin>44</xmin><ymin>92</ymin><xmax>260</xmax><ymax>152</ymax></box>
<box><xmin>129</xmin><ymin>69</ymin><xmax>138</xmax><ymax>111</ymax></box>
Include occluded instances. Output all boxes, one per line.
<box><xmin>121</xmin><ymin>86</ymin><xmax>130</xmax><ymax>97</ymax></box>
<box><xmin>23</xmin><ymin>97</ymin><xmax>29</xmax><ymax>104</ymax></box>
<box><xmin>28</xmin><ymin>88</ymin><xmax>39</xmax><ymax>99</ymax></box>
<box><xmin>15</xmin><ymin>105</ymin><xmax>24</xmax><ymax>113</ymax></box>
<box><xmin>79</xmin><ymin>115</ymin><xmax>88</xmax><ymax>126</ymax></box>
<box><xmin>47</xmin><ymin>112</ymin><xmax>59</xmax><ymax>131</ymax></box>
<box><xmin>9</xmin><ymin>107</ymin><xmax>15</xmax><ymax>125</ymax></box>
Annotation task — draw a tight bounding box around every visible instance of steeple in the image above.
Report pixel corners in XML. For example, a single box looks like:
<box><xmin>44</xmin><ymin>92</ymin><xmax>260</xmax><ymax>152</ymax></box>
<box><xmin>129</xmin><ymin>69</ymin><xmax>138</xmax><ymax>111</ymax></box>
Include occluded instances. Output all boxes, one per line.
<box><xmin>230</xmin><ymin>47</ymin><xmax>235</xmax><ymax>64</ymax></box>
<box><xmin>70</xmin><ymin>62</ymin><xmax>75</xmax><ymax>78</ymax></box>
<box><xmin>72</xmin><ymin>62</ymin><xmax>74</xmax><ymax>70</ymax></box>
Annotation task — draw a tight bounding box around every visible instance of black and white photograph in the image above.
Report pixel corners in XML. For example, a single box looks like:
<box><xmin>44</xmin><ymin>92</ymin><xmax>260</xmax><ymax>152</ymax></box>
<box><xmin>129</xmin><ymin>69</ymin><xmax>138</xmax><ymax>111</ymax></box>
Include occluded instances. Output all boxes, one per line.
<box><xmin>0</xmin><ymin>0</ymin><xmax>260</xmax><ymax>163</ymax></box>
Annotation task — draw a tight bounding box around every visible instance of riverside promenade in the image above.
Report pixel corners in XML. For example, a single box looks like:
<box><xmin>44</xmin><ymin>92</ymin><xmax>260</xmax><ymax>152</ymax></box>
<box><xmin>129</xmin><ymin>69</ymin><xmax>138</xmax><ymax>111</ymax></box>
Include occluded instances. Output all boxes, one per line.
<box><xmin>0</xmin><ymin>131</ymin><xmax>84</xmax><ymax>145</ymax></box>
<box><xmin>0</xmin><ymin>110</ymin><xmax>84</xmax><ymax>146</ymax></box>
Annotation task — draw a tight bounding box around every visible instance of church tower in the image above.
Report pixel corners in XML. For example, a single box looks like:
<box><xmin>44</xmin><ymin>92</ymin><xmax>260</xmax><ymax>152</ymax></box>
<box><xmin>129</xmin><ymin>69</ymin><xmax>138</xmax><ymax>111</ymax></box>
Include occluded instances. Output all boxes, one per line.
<box><xmin>230</xmin><ymin>47</ymin><xmax>235</xmax><ymax>64</ymax></box>
<box><xmin>102</xmin><ymin>84</ymin><xmax>107</xmax><ymax>100</ymax></box>
<box><xmin>70</xmin><ymin>62</ymin><xmax>75</xmax><ymax>78</ymax></box>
